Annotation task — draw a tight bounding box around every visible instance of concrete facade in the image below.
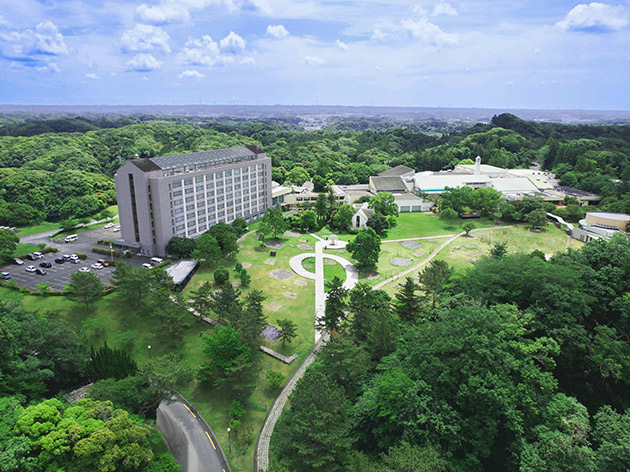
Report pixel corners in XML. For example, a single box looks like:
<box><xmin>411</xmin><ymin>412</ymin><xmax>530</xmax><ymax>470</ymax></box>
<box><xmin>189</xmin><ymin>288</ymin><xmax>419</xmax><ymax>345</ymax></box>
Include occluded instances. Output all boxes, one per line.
<box><xmin>115</xmin><ymin>146</ymin><xmax>271</xmax><ymax>257</ymax></box>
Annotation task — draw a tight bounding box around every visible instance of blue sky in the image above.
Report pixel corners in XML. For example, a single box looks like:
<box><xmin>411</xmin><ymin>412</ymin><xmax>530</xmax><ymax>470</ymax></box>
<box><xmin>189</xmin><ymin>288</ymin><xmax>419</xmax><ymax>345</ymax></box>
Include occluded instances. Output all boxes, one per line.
<box><xmin>0</xmin><ymin>0</ymin><xmax>629</xmax><ymax>109</ymax></box>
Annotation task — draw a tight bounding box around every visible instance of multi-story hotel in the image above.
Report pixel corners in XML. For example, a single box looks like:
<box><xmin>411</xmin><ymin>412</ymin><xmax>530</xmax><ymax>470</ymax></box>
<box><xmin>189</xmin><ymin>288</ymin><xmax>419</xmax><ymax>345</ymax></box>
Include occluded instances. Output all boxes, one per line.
<box><xmin>114</xmin><ymin>145</ymin><xmax>271</xmax><ymax>257</ymax></box>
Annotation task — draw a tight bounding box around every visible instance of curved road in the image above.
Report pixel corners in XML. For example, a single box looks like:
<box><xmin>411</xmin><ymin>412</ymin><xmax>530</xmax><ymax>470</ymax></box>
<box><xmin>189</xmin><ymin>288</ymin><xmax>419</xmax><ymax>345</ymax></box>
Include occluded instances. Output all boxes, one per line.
<box><xmin>157</xmin><ymin>397</ymin><xmax>230</xmax><ymax>472</ymax></box>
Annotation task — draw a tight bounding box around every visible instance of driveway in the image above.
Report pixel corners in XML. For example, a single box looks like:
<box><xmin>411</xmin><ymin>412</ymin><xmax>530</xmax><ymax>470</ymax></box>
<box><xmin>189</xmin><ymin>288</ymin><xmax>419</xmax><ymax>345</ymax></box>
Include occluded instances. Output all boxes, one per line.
<box><xmin>157</xmin><ymin>399</ymin><xmax>229</xmax><ymax>472</ymax></box>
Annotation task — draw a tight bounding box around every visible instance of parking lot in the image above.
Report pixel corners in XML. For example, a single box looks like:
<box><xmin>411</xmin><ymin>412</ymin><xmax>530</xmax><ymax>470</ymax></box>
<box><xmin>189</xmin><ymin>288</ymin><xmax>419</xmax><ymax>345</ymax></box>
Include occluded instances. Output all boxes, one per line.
<box><xmin>2</xmin><ymin>225</ymin><xmax>149</xmax><ymax>291</ymax></box>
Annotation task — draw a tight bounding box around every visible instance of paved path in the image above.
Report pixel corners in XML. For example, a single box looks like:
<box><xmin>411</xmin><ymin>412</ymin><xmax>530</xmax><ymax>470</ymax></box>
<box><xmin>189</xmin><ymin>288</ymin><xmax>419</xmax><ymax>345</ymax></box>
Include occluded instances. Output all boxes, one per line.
<box><xmin>255</xmin><ymin>238</ymin><xmax>358</xmax><ymax>471</ymax></box>
<box><xmin>157</xmin><ymin>396</ymin><xmax>230</xmax><ymax>472</ymax></box>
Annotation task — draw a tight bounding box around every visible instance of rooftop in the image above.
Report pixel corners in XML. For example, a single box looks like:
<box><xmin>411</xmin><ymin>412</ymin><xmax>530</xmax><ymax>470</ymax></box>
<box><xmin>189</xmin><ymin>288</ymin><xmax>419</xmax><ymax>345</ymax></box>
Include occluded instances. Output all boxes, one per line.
<box><xmin>165</xmin><ymin>259</ymin><xmax>199</xmax><ymax>286</ymax></box>
<box><xmin>129</xmin><ymin>145</ymin><xmax>264</xmax><ymax>174</ymax></box>
<box><xmin>378</xmin><ymin>165</ymin><xmax>415</xmax><ymax>177</ymax></box>
<box><xmin>587</xmin><ymin>212</ymin><xmax>630</xmax><ymax>221</ymax></box>
<box><xmin>370</xmin><ymin>176</ymin><xmax>409</xmax><ymax>192</ymax></box>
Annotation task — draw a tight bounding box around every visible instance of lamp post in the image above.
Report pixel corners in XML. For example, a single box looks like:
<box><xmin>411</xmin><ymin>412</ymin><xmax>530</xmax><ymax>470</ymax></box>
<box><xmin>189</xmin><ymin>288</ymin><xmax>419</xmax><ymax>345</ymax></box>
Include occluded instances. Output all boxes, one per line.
<box><xmin>227</xmin><ymin>427</ymin><xmax>231</xmax><ymax>454</ymax></box>
<box><xmin>109</xmin><ymin>245</ymin><xmax>113</xmax><ymax>261</ymax></box>
<box><xmin>147</xmin><ymin>345</ymin><xmax>151</xmax><ymax>358</ymax></box>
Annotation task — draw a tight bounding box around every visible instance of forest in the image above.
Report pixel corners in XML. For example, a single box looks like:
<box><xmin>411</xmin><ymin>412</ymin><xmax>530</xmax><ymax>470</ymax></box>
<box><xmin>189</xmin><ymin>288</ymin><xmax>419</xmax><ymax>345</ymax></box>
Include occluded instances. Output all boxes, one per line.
<box><xmin>1</xmin><ymin>112</ymin><xmax>630</xmax><ymax>228</ymax></box>
<box><xmin>271</xmin><ymin>234</ymin><xmax>630</xmax><ymax>472</ymax></box>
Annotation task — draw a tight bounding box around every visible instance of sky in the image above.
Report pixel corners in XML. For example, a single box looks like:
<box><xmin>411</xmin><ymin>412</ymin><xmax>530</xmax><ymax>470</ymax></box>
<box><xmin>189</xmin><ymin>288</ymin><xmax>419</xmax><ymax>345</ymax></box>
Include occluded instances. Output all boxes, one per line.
<box><xmin>0</xmin><ymin>0</ymin><xmax>629</xmax><ymax>109</ymax></box>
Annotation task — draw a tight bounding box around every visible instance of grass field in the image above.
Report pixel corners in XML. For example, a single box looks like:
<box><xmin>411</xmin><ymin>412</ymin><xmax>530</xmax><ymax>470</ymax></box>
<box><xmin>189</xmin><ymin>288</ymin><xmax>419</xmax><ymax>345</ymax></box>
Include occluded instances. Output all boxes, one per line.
<box><xmin>385</xmin><ymin>212</ymin><xmax>501</xmax><ymax>240</ymax></box>
<box><xmin>16</xmin><ymin>222</ymin><xmax>61</xmax><ymax>237</ymax></box>
<box><xmin>13</xmin><ymin>243</ymin><xmax>41</xmax><ymax>257</ymax></box>
<box><xmin>434</xmin><ymin>225</ymin><xmax>583</xmax><ymax>270</ymax></box>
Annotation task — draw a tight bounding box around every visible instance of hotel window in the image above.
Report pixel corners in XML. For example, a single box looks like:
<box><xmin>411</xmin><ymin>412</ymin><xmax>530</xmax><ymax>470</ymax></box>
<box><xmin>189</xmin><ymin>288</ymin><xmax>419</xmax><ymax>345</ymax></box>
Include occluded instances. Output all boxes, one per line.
<box><xmin>186</xmin><ymin>196</ymin><xmax>194</xmax><ymax>203</ymax></box>
<box><xmin>195</xmin><ymin>176</ymin><xmax>204</xmax><ymax>183</ymax></box>
<box><xmin>206</xmin><ymin>182</ymin><xmax>214</xmax><ymax>189</ymax></box>
<box><xmin>196</xmin><ymin>185</ymin><xmax>204</xmax><ymax>192</ymax></box>
<box><xmin>225</xmin><ymin>170</ymin><xmax>232</xmax><ymax>176</ymax></box>
<box><xmin>174</xmin><ymin>208</ymin><xmax>183</xmax><ymax>214</ymax></box>
<box><xmin>174</xmin><ymin>199</ymin><xmax>182</xmax><ymax>205</ymax></box>
<box><xmin>226</xmin><ymin>178</ymin><xmax>233</xmax><ymax>184</ymax></box>
<box><xmin>226</xmin><ymin>186</ymin><xmax>233</xmax><ymax>192</ymax></box>
<box><xmin>187</xmin><ymin>221</ymin><xmax>195</xmax><ymax>227</ymax></box>
<box><xmin>218</xmin><ymin>211</ymin><xmax>225</xmax><ymax>217</ymax></box>
<box><xmin>173</xmin><ymin>182</ymin><xmax>182</xmax><ymax>188</ymax></box>
<box><xmin>184</xmin><ymin>179</ymin><xmax>193</xmax><ymax>186</ymax></box>
<box><xmin>185</xmin><ymin>188</ymin><xmax>193</xmax><ymax>194</ymax></box>
<box><xmin>197</xmin><ymin>210</ymin><xmax>205</xmax><ymax>216</ymax></box>
<box><xmin>199</xmin><ymin>217</ymin><xmax>206</xmax><ymax>223</ymax></box>
<box><xmin>186</xmin><ymin>204</ymin><xmax>195</xmax><ymax>211</ymax></box>
<box><xmin>199</xmin><ymin>225</ymin><xmax>207</xmax><ymax>231</ymax></box>
<box><xmin>173</xmin><ymin>190</ymin><xmax>182</xmax><ymax>197</ymax></box>
<box><xmin>176</xmin><ymin>224</ymin><xmax>185</xmax><ymax>230</ymax></box>
<box><xmin>187</xmin><ymin>212</ymin><xmax>195</xmax><ymax>219</ymax></box>
<box><xmin>175</xmin><ymin>216</ymin><xmax>184</xmax><ymax>223</ymax></box>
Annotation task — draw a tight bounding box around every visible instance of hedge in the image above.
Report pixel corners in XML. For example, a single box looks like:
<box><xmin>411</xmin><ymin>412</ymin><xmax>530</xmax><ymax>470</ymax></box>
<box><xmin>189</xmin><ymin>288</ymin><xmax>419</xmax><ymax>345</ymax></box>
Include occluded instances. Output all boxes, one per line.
<box><xmin>92</xmin><ymin>247</ymin><xmax>122</xmax><ymax>258</ymax></box>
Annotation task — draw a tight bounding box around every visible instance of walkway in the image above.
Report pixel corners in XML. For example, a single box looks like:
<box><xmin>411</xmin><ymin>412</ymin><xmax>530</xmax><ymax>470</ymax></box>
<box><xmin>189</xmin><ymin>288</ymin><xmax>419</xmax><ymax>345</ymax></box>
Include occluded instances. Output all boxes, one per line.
<box><xmin>254</xmin><ymin>237</ymin><xmax>359</xmax><ymax>471</ymax></box>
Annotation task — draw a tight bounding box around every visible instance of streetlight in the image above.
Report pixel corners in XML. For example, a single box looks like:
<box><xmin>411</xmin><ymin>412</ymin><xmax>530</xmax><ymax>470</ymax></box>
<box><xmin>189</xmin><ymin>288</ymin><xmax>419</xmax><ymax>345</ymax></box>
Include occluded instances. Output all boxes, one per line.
<box><xmin>147</xmin><ymin>345</ymin><xmax>151</xmax><ymax>358</ymax></box>
<box><xmin>109</xmin><ymin>245</ymin><xmax>113</xmax><ymax>261</ymax></box>
<box><xmin>227</xmin><ymin>427</ymin><xmax>231</xmax><ymax>454</ymax></box>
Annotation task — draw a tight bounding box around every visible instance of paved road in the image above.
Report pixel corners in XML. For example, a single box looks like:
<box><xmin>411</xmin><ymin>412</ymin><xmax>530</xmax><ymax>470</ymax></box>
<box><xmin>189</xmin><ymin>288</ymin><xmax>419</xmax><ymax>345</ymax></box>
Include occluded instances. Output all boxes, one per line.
<box><xmin>157</xmin><ymin>399</ymin><xmax>229</xmax><ymax>472</ymax></box>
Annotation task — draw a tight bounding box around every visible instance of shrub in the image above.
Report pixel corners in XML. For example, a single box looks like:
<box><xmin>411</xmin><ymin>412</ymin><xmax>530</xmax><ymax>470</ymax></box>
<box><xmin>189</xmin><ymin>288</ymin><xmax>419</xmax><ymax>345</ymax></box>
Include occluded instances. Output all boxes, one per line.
<box><xmin>92</xmin><ymin>247</ymin><xmax>122</xmax><ymax>258</ymax></box>
<box><xmin>76</xmin><ymin>253</ymin><xmax>88</xmax><ymax>260</ymax></box>
<box><xmin>214</xmin><ymin>267</ymin><xmax>230</xmax><ymax>285</ymax></box>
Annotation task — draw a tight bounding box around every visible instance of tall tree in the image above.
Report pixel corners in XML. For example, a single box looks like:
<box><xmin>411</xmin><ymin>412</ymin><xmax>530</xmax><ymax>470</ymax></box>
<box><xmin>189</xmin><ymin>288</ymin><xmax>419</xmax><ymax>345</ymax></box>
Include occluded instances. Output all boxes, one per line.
<box><xmin>261</xmin><ymin>206</ymin><xmax>289</xmax><ymax>239</ymax></box>
<box><xmin>0</xmin><ymin>228</ymin><xmax>19</xmax><ymax>263</ymax></box>
<box><xmin>64</xmin><ymin>271</ymin><xmax>104</xmax><ymax>311</ymax></box>
<box><xmin>277</xmin><ymin>318</ymin><xmax>297</xmax><ymax>347</ymax></box>
<box><xmin>317</xmin><ymin>276</ymin><xmax>349</xmax><ymax>333</ymax></box>
<box><xmin>417</xmin><ymin>259</ymin><xmax>453</xmax><ymax>309</ymax></box>
<box><xmin>394</xmin><ymin>277</ymin><xmax>422</xmax><ymax>322</ymax></box>
<box><xmin>347</xmin><ymin>227</ymin><xmax>381</xmax><ymax>268</ymax></box>
<box><xmin>112</xmin><ymin>261</ymin><xmax>153</xmax><ymax>315</ymax></box>
<box><xmin>191</xmin><ymin>232</ymin><xmax>221</xmax><ymax>263</ymax></box>
<box><xmin>210</xmin><ymin>283</ymin><xmax>242</xmax><ymax>324</ymax></box>
<box><xmin>275</xmin><ymin>369</ymin><xmax>352</xmax><ymax>472</ymax></box>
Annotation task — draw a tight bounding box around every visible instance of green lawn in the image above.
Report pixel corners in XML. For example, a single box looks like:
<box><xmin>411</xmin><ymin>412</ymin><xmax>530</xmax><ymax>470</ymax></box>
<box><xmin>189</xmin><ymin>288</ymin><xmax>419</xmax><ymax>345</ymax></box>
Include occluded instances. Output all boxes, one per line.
<box><xmin>385</xmin><ymin>212</ymin><xmax>500</xmax><ymax>240</ymax></box>
<box><xmin>302</xmin><ymin>257</ymin><xmax>347</xmax><ymax>287</ymax></box>
<box><xmin>13</xmin><ymin>243</ymin><xmax>41</xmax><ymax>257</ymax></box>
<box><xmin>16</xmin><ymin>221</ymin><xmax>61</xmax><ymax>237</ymax></box>
<box><xmin>434</xmin><ymin>224</ymin><xmax>583</xmax><ymax>270</ymax></box>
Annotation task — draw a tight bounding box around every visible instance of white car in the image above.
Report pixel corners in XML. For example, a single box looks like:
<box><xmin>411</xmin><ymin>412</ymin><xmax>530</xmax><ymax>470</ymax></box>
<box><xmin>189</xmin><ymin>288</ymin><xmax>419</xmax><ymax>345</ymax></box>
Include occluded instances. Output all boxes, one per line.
<box><xmin>33</xmin><ymin>252</ymin><xmax>43</xmax><ymax>259</ymax></box>
<box><xmin>25</xmin><ymin>265</ymin><xmax>36</xmax><ymax>273</ymax></box>
<box><xmin>142</xmin><ymin>263</ymin><xmax>153</xmax><ymax>269</ymax></box>
<box><xmin>79</xmin><ymin>267</ymin><xmax>90</xmax><ymax>273</ymax></box>
<box><xmin>113</xmin><ymin>226</ymin><xmax>121</xmax><ymax>232</ymax></box>
<box><xmin>104</xmin><ymin>223</ymin><xmax>114</xmax><ymax>229</ymax></box>
<box><xmin>91</xmin><ymin>263</ymin><xmax>104</xmax><ymax>270</ymax></box>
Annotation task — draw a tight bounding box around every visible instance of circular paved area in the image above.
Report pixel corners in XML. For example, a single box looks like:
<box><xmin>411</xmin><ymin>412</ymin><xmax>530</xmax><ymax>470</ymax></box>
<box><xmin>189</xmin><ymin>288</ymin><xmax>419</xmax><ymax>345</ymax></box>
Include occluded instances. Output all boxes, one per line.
<box><xmin>390</xmin><ymin>257</ymin><xmax>413</xmax><ymax>267</ymax></box>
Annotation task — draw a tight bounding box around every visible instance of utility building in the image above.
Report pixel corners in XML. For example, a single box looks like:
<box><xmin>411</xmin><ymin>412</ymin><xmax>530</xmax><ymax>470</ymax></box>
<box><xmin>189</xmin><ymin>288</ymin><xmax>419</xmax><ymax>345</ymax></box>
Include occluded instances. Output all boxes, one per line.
<box><xmin>115</xmin><ymin>145</ymin><xmax>271</xmax><ymax>257</ymax></box>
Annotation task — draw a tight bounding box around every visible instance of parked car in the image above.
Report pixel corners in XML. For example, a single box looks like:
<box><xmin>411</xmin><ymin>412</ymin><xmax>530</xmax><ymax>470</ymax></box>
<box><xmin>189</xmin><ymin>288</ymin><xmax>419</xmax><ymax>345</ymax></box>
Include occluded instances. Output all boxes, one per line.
<box><xmin>70</xmin><ymin>258</ymin><xmax>80</xmax><ymax>264</ymax></box>
<box><xmin>0</xmin><ymin>272</ymin><xmax>10</xmax><ymax>280</ymax></box>
<box><xmin>104</xmin><ymin>223</ymin><xmax>114</xmax><ymax>229</ymax></box>
<box><xmin>39</xmin><ymin>261</ymin><xmax>52</xmax><ymax>268</ymax></box>
<box><xmin>13</xmin><ymin>258</ymin><xmax>24</xmax><ymax>265</ymax></box>
<box><xmin>91</xmin><ymin>263</ymin><xmax>104</xmax><ymax>270</ymax></box>
<box><xmin>64</xmin><ymin>234</ymin><xmax>78</xmax><ymax>243</ymax></box>
<box><xmin>62</xmin><ymin>254</ymin><xmax>72</xmax><ymax>262</ymax></box>
<box><xmin>150</xmin><ymin>257</ymin><xmax>164</xmax><ymax>265</ymax></box>
<box><xmin>79</xmin><ymin>267</ymin><xmax>90</xmax><ymax>273</ymax></box>
<box><xmin>96</xmin><ymin>259</ymin><xmax>110</xmax><ymax>267</ymax></box>
<box><xmin>25</xmin><ymin>265</ymin><xmax>36</xmax><ymax>272</ymax></box>
<box><xmin>33</xmin><ymin>252</ymin><xmax>43</xmax><ymax>259</ymax></box>
<box><xmin>55</xmin><ymin>258</ymin><xmax>65</xmax><ymax>264</ymax></box>
<box><xmin>26</xmin><ymin>254</ymin><xmax>37</xmax><ymax>261</ymax></box>
<box><xmin>35</xmin><ymin>268</ymin><xmax>46</xmax><ymax>275</ymax></box>
<box><xmin>142</xmin><ymin>263</ymin><xmax>153</xmax><ymax>269</ymax></box>
<box><xmin>113</xmin><ymin>225</ymin><xmax>121</xmax><ymax>232</ymax></box>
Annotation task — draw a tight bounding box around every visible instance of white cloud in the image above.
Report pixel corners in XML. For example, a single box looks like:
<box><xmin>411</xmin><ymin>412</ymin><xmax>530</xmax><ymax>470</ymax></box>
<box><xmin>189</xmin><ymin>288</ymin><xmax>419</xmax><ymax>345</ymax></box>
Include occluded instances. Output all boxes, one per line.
<box><xmin>176</xmin><ymin>35</ymin><xmax>233</xmax><ymax>66</ymax></box>
<box><xmin>121</xmin><ymin>24</ymin><xmax>171</xmax><ymax>53</ymax></box>
<box><xmin>240</xmin><ymin>56</ymin><xmax>255</xmax><ymax>65</ymax></box>
<box><xmin>266</xmin><ymin>24</ymin><xmax>289</xmax><ymax>38</ymax></box>
<box><xmin>557</xmin><ymin>3</ymin><xmax>628</xmax><ymax>32</ymax></box>
<box><xmin>136</xmin><ymin>2</ymin><xmax>191</xmax><ymax>24</ymax></box>
<box><xmin>85</xmin><ymin>73</ymin><xmax>98</xmax><ymax>79</ymax></box>
<box><xmin>33</xmin><ymin>21</ymin><xmax>69</xmax><ymax>55</ymax></box>
<box><xmin>432</xmin><ymin>3</ymin><xmax>458</xmax><ymax>17</ymax></box>
<box><xmin>125</xmin><ymin>53</ymin><xmax>162</xmax><ymax>71</ymax></box>
<box><xmin>335</xmin><ymin>39</ymin><xmax>348</xmax><ymax>50</ymax></box>
<box><xmin>400</xmin><ymin>18</ymin><xmax>459</xmax><ymax>46</ymax></box>
<box><xmin>301</xmin><ymin>55</ymin><xmax>324</xmax><ymax>65</ymax></box>
<box><xmin>219</xmin><ymin>31</ymin><xmax>246</xmax><ymax>53</ymax></box>
<box><xmin>0</xmin><ymin>15</ymin><xmax>9</xmax><ymax>27</ymax></box>
<box><xmin>178</xmin><ymin>69</ymin><xmax>204</xmax><ymax>78</ymax></box>
<box><xmin>370</xmin><ymin>29</ymin><xmax>387</xmax><ymax>41</ymax></box>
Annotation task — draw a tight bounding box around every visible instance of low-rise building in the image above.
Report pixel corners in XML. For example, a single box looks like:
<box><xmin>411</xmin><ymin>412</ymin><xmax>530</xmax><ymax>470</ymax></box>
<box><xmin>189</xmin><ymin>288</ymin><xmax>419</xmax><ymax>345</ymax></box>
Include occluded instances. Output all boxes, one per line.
<box><xmin>572</xmin><ymin>211</ymin><xmax>630</xmax><ymax>243</ymax></box>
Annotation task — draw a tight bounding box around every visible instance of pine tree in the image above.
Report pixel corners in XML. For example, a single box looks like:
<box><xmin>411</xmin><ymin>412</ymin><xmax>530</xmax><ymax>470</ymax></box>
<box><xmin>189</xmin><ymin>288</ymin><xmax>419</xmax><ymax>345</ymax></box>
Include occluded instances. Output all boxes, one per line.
<box><xmin>317</xmin><ymin>277</ymin><xmax>349</xmax><ymax>333</ymax></box>
<box><xmin>394</xmin><ymin>277</ymin><xmax>422</xmax><ymax>322</ymax></box>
